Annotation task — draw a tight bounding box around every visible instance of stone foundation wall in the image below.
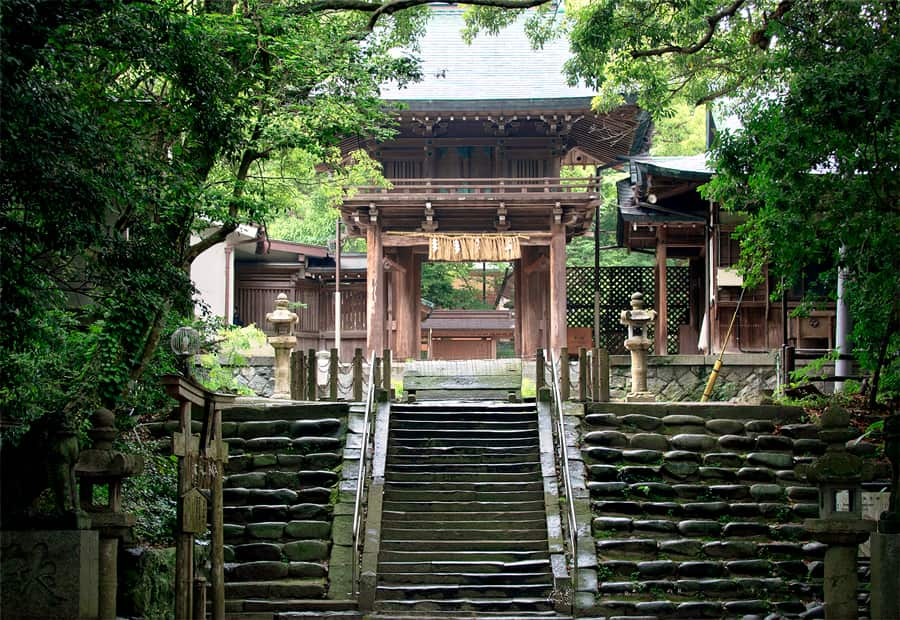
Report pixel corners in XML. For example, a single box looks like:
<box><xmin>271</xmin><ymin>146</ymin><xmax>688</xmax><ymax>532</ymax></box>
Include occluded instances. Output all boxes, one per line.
<box><xmin>607</xmin><ymin>354</ymin><xmax>778</xmax><ymax>403</ymax></box>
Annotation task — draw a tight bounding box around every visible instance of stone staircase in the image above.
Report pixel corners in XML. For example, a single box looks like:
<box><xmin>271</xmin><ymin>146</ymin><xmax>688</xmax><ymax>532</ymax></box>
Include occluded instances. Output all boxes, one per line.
<box><xmin>579</xmin><ymin>403</ymin><xmax>832</xmax><ymax>619</ymax></box>
<box><xmin>373</xmin><ymin>401</ymin><xmax>566</xmax><ymax>618</ymax></box>
<box><xmin>218</xmin><ymin>400</ymin><xmax>360</xmax><ymax>619</ymax></box>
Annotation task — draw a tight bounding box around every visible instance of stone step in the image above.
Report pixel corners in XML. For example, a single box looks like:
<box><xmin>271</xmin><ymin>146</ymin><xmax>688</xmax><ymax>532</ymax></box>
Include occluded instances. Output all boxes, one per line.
<box><xmin>379</xmin><ymin>571</ymin><xmax>553</xmax><ymax>586</ymax></box>
<box><xmin>379</xmin><ymin>539</ymin><xmax>548</xmax><ymax>552</ymax></box>
<box><xmin>382</xmin><ymin>527</ymin><xmax>548</xmax><ymax>542</ymax></box>
<box><xmin>383</xmin><ymin>490</ymin><xmax>545</xmax><ymax>504</ymax></box>
<box><xmin>381</xmin><ymin>510</ymin><xmax>548</xmax><ymax>523</ymax></box>
<box><xmin>391</xmin><ymin>403</ymin><xmax>535</xmax><ymax>413</ymax></box>
<box><xmin>378</xmin><ymin>559</ymin><xmax>551</xmax><ymax>574</ymax></box>
<box><xmin>224</xmin><ymin>578</ymin><xmax>326</xmax><ymax>599</ymax></box>
<box><xmin>387</xmin><ymin>471</ymin><xmax>540</xmax><ymax>483</ymax></box>
<box><xmin>378</xmin><ymin>549</ymin><xmax>550</xmax><ymax>564</ymax></box>
<box><xmin>381</xmin><ymin>518</ymin><xmax>548</xmax><ymax>532</ymax></box>
<box><xmin>390</xmin><ymin>419</ymin><xmax>538</xmax><ymax>430</ymax></box>
<box><xmin>389</xmin><ymin>444</ymin><xmax>539</xmax><ymax>456</ymax></box>
<box><xmin>385</xmin><ymin>480</ymin><xmax>543</xmax><ymax>491</ymax></box>
<box><xmin>387</xmin><ymin>456</ymin><xmax>540</xmax><ymax>467</ymax></box>
<box><xmin>372</xmin><ymin>597</ymin><xmax>556</xmax><ymax>614</ymax></box>
<box><xmin>381</xmin><ymin>499</ymin><xmax>547</xmax><ymax>513</ymax></box>
<box><xmin>376</xmin><ymin>583</ymin><xmax>553</xmax><ymax>600</ymax></box>
<box><xmin>388</xmin><ymin>437</ymin><xmax>538</xmax><ymax>449</ymax></box>
<box><xmin>365</xmin><ymin>614</ymin><xmax>563</xmax><ymax>619</ymax></box>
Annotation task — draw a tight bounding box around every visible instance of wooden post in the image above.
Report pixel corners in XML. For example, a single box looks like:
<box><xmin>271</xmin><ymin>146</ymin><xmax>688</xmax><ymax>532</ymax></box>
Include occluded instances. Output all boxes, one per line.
<box><xmin>549</xmin><ymin>220</ymin><xmax>567</xmax><ymax>356</ymax></box>
<box><xmin>193</xmin><ymin>578</ymin><xmax>207</xmax><ymax>620</ymax></box>
<box><xmin>655</xmin><ymin>228</ymin><xmax>668</xmax><ymax>355</ymax></box>
<box><xmin>307</xmin><ymin>348</ymin><xmax>317</xmax><ymax>401</ymax></box>
<box><xmin>366</xmin><ymin>221</ymin><xmax>386</xmax><ymax>357</ymax></box>
<box><xmin>559</xmin><ymin>346</ymin><xmax>570</xmax><ymax>401</ymax></box>
<box><xmin>210</xmin><ymin>406</ymin><xmax>226</xmax><ymax>620</ymax></box>
<box><xmin>535</xmin><ymin>348</ymin><xmax>545</xmax><ymax>391</ymax></box>
<box><xmin>373</xmin><ymin>357</ymin><xmax>382</xmax><ymax>392</ymax></box>
<box><xmin>352</xmin><ymin>348</ymin><xmax>363</xmax><ymax>401</ymax></box>
<box><xmin>175</xmin><ymin>399</ymin><xmax>193</xmax><ymax>620</ymax></box>
<box><xmin>290</xmin><ymin>350</ymin><xmax>303</xmax><ymax>401</ymax></box>
<box><xmin>578</xmin><ymin>347</ymin><xmax>588</xmax><ymax>401</ymax></box>
<box><xmin>591</xmin><ymin>347</ymin><xmax>601</xmax><ymax>403</ymax></box>
<box><xmin>784</xmin><ymin>345</ymin><xmax>796</xmax><ymax>386</ymax></box>
<box><xmin>329</xmin><ymin>348</ymin><xmax>339</xmax><ymax>401</ymax></box>
<box><xmin>382</xmin><ymin>348</ymin><xmax>392</xmax><ymax>395</ymax></box>
<box><xmin>597</xmin><ymin>347</ymin><xmax>610</xmax><ymax>402</ymax></box>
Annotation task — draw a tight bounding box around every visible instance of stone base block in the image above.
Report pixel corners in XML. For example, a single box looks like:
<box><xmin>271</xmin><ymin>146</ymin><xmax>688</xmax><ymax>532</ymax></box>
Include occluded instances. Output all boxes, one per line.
<box><xmin>1</xmin><ymin>529</ymin><xmax>99</xmax><ymax>619</ymax></box>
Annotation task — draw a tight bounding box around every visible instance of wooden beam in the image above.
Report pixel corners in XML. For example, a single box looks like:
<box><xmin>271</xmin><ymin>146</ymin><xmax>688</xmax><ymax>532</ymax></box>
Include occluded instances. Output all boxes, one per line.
<box><xmin>655</xmin><ymin>227</ymin><xmax>668</xmax><ymax>355</ymax></box>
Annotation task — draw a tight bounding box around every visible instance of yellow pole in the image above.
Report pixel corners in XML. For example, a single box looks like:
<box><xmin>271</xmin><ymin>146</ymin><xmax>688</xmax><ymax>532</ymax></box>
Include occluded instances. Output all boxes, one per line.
<box><xmin>700</xmin><ymin>288</ymin><xmax>745</xmax><ymax>402</ymax></box>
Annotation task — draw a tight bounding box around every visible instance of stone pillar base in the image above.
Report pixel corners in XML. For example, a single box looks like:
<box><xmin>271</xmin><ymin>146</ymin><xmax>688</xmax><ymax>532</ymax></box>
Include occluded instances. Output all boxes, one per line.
<box><xmin>625</xmin><ymin>392</ymin><xmax>656</xmax><ymax>402</ymax></box>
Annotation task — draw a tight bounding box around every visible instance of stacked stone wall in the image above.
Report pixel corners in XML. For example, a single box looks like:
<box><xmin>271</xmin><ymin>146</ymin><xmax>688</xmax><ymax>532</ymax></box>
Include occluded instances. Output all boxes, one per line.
<box><xmin>579</xmin><ymin>402</ymin><xmax>828</xmax><ymax>618</ymax></box>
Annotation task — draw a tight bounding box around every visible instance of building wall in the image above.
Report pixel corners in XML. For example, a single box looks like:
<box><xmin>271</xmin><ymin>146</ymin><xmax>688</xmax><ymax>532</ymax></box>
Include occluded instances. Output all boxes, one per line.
<box><xmin>190</xmin><ymin>233</ymin><xmax>229</xmax><ymax>321</ymax></box>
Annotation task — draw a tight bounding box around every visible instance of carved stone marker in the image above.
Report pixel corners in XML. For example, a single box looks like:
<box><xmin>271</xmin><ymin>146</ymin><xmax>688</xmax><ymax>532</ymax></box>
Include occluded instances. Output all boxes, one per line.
<box><xmin>0</xmin><ymin>529</ymin><xmax>99</xmax><ymax>619</ymax></box>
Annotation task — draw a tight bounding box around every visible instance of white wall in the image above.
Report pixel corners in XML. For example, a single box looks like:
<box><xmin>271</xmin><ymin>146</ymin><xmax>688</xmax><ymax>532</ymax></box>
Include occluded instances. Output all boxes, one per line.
<box><xmin>191</xmin><ymin>234</ymin><xmax>230</xmax><ymax>321</ymax></box>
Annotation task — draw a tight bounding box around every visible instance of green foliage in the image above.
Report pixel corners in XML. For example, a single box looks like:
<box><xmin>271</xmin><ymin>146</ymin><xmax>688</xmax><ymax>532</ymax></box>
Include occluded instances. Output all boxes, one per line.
<box><xmin>122</xmin><ymin>447</ymin><xmax>179</xmax><ymax>545</ymax></box>
<box><xmin>1</xmin><ymin>0</ymin><xmax>425</xmax><ymax>439</ymax></box>
<box><xmin>197</xmin><ymin>324</ymin><xmax>267</xmax><ymax>394</ymax></box>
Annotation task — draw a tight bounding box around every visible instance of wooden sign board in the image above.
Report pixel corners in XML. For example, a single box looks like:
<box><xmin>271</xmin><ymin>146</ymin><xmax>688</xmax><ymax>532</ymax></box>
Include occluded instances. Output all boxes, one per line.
<box><xmin>182</xmin><ymin>487</ymin><xmax>207</xmax><ymax>534</ymax></box>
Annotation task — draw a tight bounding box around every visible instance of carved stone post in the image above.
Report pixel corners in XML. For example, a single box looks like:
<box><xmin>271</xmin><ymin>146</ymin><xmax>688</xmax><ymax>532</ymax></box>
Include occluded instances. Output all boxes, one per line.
<box><xmin>804</xmin><ymin>406</ymin><xmax>874</xmax><ymax>620</ymax></box>
<box><xmin>871</xmin><ymin>413</ymin><xmax>900</xmax><ymax>619</ymax></box>
<box><xmin>266</xmin><ymin>293</ymin><xmax>299</xmax><ymax>399</ymax></box>
<box><xmin>619</xmin><ymin>292</ymin><xmax>657</xmax><ymax>402</ymax></box>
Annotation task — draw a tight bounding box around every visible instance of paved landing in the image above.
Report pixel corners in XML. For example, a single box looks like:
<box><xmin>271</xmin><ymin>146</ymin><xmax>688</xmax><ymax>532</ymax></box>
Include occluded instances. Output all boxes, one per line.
<box><xmin>403</xmin><ymin>359</ymin><xmax>522</xmax><ymax>400</ymax></box>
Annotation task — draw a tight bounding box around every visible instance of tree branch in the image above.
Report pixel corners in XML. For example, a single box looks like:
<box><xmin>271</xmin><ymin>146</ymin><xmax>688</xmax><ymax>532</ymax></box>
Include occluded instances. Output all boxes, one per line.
<box><xmin>365</xmin><ymin>0</ymin><xmax>552</xmax><ymax>31</ymax></box>
<box><xmin>631</xmin><ymin>0</ymin><xmax>747</xmax><ymax>58</ymax></box>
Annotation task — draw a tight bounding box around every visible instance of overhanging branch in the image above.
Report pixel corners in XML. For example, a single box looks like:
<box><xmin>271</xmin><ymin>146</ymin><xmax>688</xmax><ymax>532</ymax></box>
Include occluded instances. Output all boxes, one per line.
<box><xmin>631</xmin><ymin>0</ymin><xmax>747</xmax><ymax>58</ymax></box>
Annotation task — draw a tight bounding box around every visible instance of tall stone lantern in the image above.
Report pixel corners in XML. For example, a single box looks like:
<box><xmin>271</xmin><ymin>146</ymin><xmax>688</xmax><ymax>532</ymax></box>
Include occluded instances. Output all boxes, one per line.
<box><xmin>266</xmin><ymin>293</ymin><xmax>299</xmax><ymax>399</ymax></box>
<box><xmin>619</xmin><ymin>292</ymin><xmax>657</xmax><ymax>402</ymax></box>
<box><xmin>75</xmin><ymin>408</ymin><xmax>144</xmax><ymax>619</ymax></box>
<box><xmin>804</xmin><ymin>406</ymin><xmax>874</xmax><ymax>620</ymax></box>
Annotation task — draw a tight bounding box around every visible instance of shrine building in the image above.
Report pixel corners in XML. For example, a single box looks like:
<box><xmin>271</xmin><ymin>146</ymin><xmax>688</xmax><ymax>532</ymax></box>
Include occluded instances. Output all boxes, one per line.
<box><xmin>337</xmin><ymin>7</ymin><xmax>651</xmax><ymax>359</ymax></box>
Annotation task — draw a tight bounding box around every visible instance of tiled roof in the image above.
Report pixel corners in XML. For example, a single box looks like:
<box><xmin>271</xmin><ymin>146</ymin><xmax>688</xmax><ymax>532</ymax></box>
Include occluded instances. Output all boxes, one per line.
<box><xmin>626</xmin><ymin>154</ymin><xmax>714</xmax><ymax>179</ymax></box>
<box><xmin>380</xmin><ymin>8</ymin><xmax>596</xmax><ymax>102</ymax></box>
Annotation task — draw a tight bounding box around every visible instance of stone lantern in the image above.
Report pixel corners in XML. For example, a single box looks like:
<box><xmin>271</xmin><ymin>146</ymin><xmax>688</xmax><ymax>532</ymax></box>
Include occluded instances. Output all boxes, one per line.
<box><xmin>266</xmin><ymin>293</ymin><xmax>299</xmax><ymax>399</ymax></box>
<box><xmin>804</xmin><ymin>405</ymin><xmax>874</xmax><ymax>620</ymax></box>
<box><xmin>619</xmin><ymin>292</ymin><xmax>657</xmax><ymax>402</ymax></box>
<box><xmin>75</xmin><ymin>408</ymin><xmax>144</xmax><ymax>620</ymax></box>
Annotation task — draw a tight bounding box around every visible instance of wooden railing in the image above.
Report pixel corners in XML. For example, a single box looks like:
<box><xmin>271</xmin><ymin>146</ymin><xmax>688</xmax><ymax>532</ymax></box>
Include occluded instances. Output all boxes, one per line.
<box><xmin>348</xmin><ymin>176</ymin><xmax>599</xmax><ymax>197</ymax></box>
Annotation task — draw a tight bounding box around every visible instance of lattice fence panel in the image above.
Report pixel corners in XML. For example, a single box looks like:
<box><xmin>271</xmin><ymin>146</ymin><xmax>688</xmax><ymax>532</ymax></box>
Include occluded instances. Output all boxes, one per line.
<box><xmin>567</xmin><ymin>266</ymin><xmax>690</xmax><ymax>354</ymax></box>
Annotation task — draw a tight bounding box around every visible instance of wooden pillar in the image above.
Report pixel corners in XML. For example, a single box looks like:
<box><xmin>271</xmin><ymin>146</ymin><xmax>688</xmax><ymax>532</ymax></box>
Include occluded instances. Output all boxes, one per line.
<box><xmin>366</xmin><ymin>221</ymin><xmax>385</xmax><ymax>356</ymax></box>
<box><xmin>392</xmin><ymin>247</ymin><xmax>418</xmax><ymax>361</ymax></box>
<box><xmin>549</xmin><ymin>221</ymin><xmax>567</xmax><ymax>356</ymax></box>
<box><xmin>518</xmin><ymin>246</ymin><xmax>548</xmax><ymax>358</ymax></box>
<box><xmin>513</xmin><ymin>258</ymin><xmax>523</xmax><ymax>356</ymax></box>
<box><xmin>655</xmin><ymin>228</ymin><xmax>668</xmax><ymax>355</ymax></box>
<box><xmin>307</xmin><ymin>348</ymin><xmax>316</xmax><ymax>401</ymax></box>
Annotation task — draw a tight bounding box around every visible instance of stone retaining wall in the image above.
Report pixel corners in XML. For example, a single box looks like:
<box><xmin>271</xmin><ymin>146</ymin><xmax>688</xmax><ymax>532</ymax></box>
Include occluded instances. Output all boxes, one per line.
<box><xmin>578</xmin><ymin>402</ymin><xmax>828</xmax><ymax>618</ymax></box>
